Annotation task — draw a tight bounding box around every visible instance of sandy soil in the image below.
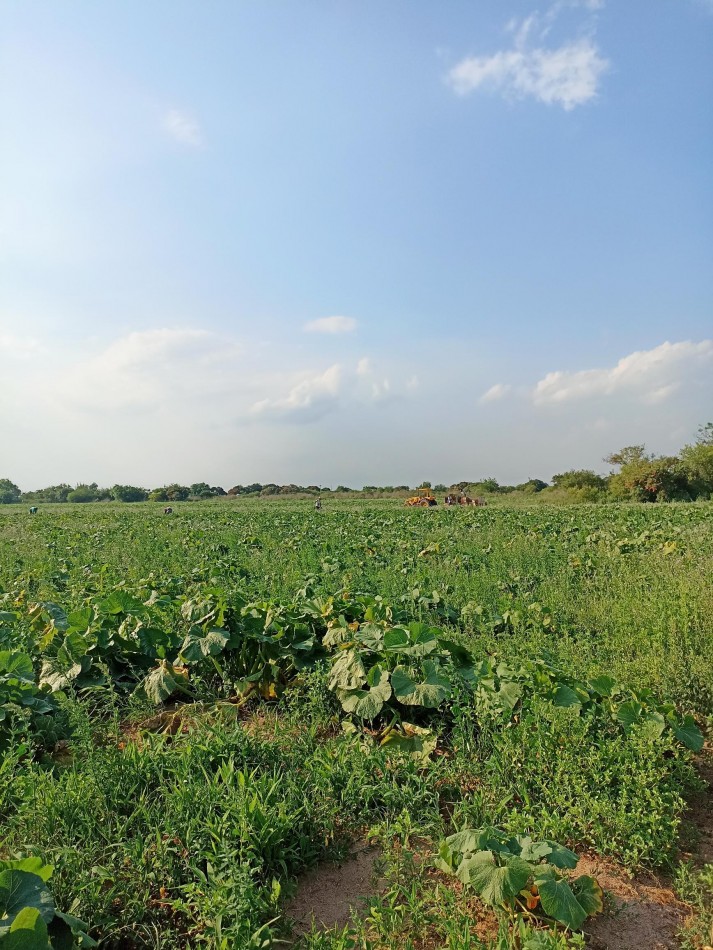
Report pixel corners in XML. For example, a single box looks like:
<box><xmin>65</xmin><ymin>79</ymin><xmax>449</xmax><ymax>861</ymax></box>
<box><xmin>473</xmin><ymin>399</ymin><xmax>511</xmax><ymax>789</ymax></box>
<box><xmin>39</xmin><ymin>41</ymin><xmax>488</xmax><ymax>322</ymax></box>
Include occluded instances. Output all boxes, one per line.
<box><xmin>283</xmin><ymin>845</ymin><xmax>382</xmax><ymax>939</ymax></box>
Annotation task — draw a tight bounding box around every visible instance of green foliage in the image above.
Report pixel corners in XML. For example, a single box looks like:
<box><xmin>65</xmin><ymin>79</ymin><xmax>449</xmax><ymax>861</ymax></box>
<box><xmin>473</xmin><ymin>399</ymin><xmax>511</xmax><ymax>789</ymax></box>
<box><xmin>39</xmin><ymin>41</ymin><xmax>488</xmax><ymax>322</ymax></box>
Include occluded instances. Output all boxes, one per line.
<box><xmin>109</xmin><ymin>485</ymin><xmax>148</xmax><ymax>503</ymax></box>
<box><xmin>435</xmin><ymin>826</ymin><xmax>602</xmax><ymax>930</ymax></box>
<box><xmin>0</xmin><ymin>858</ymin><xmax>94</xmax><ymax>948</ymax></box>
<box><xmin>0</xmin><ymin>499</ymin><xmax>710</xmax><ymax>948</ymax></box>
<box><xmin>551</xmin><ymin>470</ymin><xmax>606</xmax><ymax>491</ymax></box>
<box><xmin>0</xmin><ymin>481</ymin><xmax>21</xmax><ymax>505</ymax></box>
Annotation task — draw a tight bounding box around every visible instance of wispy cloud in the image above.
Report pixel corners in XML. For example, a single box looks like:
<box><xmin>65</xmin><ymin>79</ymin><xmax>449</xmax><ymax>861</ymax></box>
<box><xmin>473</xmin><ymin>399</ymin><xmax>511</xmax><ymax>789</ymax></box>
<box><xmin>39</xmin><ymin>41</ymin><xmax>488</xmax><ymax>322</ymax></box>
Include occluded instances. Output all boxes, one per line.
<box><xmin>56</xmin><ymin>328</ymin><xmax>239</xmax><ymax>412</ymax></box>
<box><xmin>446</xmin><ymin>7</ymin><xmax>608</xmax><ymax>110</ymax></box>
<box><xmin>251</xmin><ymin>364</ymin><xmax>343</xmax><ymax>422</ymax></box>
<box><xmin>162</xmin><ymin>109</ymin><xmax>203</xmax><ymax>147</ymax></box>
<box><xmin>0</xmin><ymin>334</ymin><xmax>40</xmax><ymax>358</ymax></box>
<box><xmin>303</xmin><ymin>315</ymin><xmax>357</xmax><ymax>335</ymax></box>
<box><xmin>250</xmin><ymin>356</ymin><xmax>414</xmax><ymax>423</ymax></box>
<box><xmin>532</xmin><ymin>340</ymin><xmax>713</xmax><ymax>404</ymax></box>
<box><xmin>479</xmin><ymin>382</ymin><xmax>512</xmax><ymax>403</ymax></box>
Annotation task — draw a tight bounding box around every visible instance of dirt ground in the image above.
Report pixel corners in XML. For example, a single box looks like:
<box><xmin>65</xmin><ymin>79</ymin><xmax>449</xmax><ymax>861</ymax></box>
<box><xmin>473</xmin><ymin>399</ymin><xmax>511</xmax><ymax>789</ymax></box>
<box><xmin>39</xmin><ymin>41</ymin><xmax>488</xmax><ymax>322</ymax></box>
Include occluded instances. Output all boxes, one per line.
<box><xmin>283</xmin><ymin>844</ymin><xmax>382</xmax><ymax>939</ymax></box>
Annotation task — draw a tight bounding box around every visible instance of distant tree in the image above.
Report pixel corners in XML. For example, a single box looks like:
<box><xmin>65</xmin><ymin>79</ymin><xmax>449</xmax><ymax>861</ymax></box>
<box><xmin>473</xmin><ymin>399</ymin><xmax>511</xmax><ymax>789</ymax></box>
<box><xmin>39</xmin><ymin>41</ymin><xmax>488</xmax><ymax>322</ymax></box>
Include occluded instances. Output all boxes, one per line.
<box><xmin>110</xmin><ymin>485</ymin><xmax>148</xmax><ymax>502</ymax></box>
<box><xmin>362</xmin><ymin>486</ymin><xmax>378</xmax><ymax>493</ymax></box>
<box><xmin>608</xmin><ymin>456</ymin><xmax>692</xmax><ymax>502</ymax></box>
<box><xmin>604</xmin><ymin>445</ymin><xmax>649</xmax><ymax>468</ymax></box>
<box><xmin>0</xmin><ymin>479</ymin><xmax>21</xmax><ymax>504</ymax></box>
<box><xmin>433</xmin><ymin>484</ymin><xmax>447</xmax><ymax>493</ymax></box>
<box><xmin>189</xmin><ymin>482</ymin><xmax>213</xmax><ymax>498</ymax></box>
<box><xmin>259</xmin><ymin>484</ymin><xmax>280</xmax><ymax>495</ymax></box>
<box><xmin>419</xmin><ymin>481</ymin><xmax>432</xmax><ymax>489</ymax></box>
<box><xmin>306</xmin><ymin>485</ymin><xmax>321</xmax><ymax>493</ymax></box>
<box><xmin>279</xmin><ymin>484</ymin><xmax>302</xmax><ymax>494</ymax></box>
<box><xmin>517</xmin><ymin>478</ymin><xmax>548</xmax><ymax>493</ymax></box>
<box><xmin>23</xmin><ymin>484</ymin><xmax>72</xmax><ymax>503</ymax></box>
<box><xmin>680</xmin><ymin>424</ymin><xmax>713</xmax><ymax>497</ymax></box>
<box><xmin>394</xmin><ymin>485</ymin><xmax>410</xmax><ymax>492</ymax></box>
<box><xmin>469</xmin><ymin>477</ymin><xmax>500</xmax><ymax>494</ymax></box>
<box><xmin>149</xmin><ymin>488</ymin><xmax>169</xmax><ymax>502</ymax></box>
<box><xmin>551</xmin><ymin>470</ymin><xmax>606</xmax><ymax>491</ymax></box>
<box><xmin>335</xmin><ymin>486</ymin><xmax>353</xmax><ymax>493</ymax></box>
<box><xmin>67</xmin><ymin>485</ymin><xmax>98</xmax><ymax>503</ymax></box>
<box><xmin>165</xmin><ymin>484</ymin><xmax>190</xmax><ymax>501</ymax></box>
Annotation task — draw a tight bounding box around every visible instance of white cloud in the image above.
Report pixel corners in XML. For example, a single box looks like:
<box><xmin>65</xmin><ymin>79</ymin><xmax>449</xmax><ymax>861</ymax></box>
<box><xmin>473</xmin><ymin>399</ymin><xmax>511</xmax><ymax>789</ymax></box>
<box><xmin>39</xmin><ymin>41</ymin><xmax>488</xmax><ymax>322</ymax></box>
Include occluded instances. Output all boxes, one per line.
<box><xmin>532</xmin><ymin>340</ymin><xmax>713</xmax><ymax>405</ymax></box>
<box><xmin>303</xmin><ymin>315</ymin><xmax>357</xmax><ymax>334</ymax></box>
<box><xmin>162</xmin><ymin>109</ymin><xmax>203</xmax><ymax>147</ymax></box>
<box><xmin>479</xmin><ymin>382</ymin><xmax>512</xmax><ymax>403</ymax></box>
<box><xmin>446</xmin><ymin>8</ymin><xmax>608</xmax><ymax>110</ymax></box>
<box><xmin>57</xmin><ymin>328</ymin><xmax>240</xmax><ymax>412</ymax></box>
<box><xmin>250</xmin><ymin>356</ymin><xmax>413</xmax><ymax>422</ymax></box>
<box><xmin>0</xmin><ymin>334</ymin><xmax>39</xmax><ymax>357</ymax></box>
<box><xmin>251</xmin><ymin>364</ymin><xmax>343</xmax><ymax>422</ymax></box>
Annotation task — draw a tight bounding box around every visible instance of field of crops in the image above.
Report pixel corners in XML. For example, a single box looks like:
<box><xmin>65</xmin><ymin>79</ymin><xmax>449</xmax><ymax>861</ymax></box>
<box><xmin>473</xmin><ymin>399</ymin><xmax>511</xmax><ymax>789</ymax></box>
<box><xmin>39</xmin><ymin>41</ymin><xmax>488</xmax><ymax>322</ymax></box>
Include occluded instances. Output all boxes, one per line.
<box><xmin>1</xmin><ymin>500</ymin><xmax>711</xmax><ymax>949</ymax></box>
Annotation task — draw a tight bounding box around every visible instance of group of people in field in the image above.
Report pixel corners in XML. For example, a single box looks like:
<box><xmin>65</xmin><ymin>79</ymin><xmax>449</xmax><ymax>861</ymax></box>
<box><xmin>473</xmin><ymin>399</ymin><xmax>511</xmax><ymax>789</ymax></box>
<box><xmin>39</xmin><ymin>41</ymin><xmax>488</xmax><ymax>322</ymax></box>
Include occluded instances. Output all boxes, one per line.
<box><xmin>444</xmin><ymin>493</ymin><xmax>485</xmax><ymax>507</ymax></box>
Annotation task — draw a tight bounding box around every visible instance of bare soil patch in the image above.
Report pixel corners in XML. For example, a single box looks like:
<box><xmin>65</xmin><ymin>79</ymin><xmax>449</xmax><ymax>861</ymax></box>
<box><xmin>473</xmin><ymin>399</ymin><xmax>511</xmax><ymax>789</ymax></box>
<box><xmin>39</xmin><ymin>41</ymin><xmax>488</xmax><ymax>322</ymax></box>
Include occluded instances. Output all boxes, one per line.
<box><xmin>579</xmin><ymin>855</ymin><xmax>690</xmax><ymax>950</ymax></box>
<box><xmin>283</xmin><ymin>844</ymin><xmax>382</xmax><ymax>939</ymax></box>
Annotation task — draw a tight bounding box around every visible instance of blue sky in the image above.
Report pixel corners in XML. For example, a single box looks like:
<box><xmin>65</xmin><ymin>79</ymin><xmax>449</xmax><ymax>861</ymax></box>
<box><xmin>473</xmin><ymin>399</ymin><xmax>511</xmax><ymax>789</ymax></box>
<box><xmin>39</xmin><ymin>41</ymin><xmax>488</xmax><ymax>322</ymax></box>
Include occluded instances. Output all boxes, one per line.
<box><xmin>2</xmin><ymin>0</ymin><xmax>712</xmax><ymax>490</ymax></box>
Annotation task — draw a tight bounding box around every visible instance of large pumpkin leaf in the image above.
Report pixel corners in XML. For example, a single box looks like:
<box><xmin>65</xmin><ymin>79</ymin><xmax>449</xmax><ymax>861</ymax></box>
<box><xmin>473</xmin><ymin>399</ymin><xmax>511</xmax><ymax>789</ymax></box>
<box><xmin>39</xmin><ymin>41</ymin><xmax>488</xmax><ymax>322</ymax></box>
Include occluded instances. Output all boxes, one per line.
<box><xmin>0</xmin><ymin>652</ymin><xmax>34</xmax><ymax>683</ymax></box>
<box><xmin>670</xmin><ymin>715</ymin><xmax>704</xmax><ymax>752</ymax></box>
<box><xmin>329</xmin><ymin>649</ymin><xmax>366</xmax><ymax>691</ymax></box>
<box><xmin>464</xmin><ymin>852</ymin><xmax>531</xmax><ymax>906</ymax></box>
<box><xmin>3</xmin><ymin>906</ymin><xmax>50</xmax><ymax>950</ymax></box>
<box><xmin>534</xmin><ymin>869</ymin><xmax>587</xmax><ymax>930</ymax></box>
<box><xmin>391</xmin><ymin>660</ymin><xmax>451</xmax><ymax>708</ymax></box>
<box><xmin>0</xmin><ymin>861</ymin><xmax>52</xmax><ymax>884</ymax></box>
<box><xmin>99</xmin><ymin>591</ymin><xmax>146</xmax><ymax>616</ymax></box>
<box><xmin>0</xmin><ymin>869</ymin><xmax>55</xmax><ymax>933</ymax></box>
<box><xmin>616</xmin><ymin>700</ymin><xmax>643</xmax><ymax>732</ymax></box>
<box><xmin>338</xmin><ymin>666</ymin><xmax>392</xmax><ymax>720</ymax></box>
<box><xmin>179</xmin><ymin>626</ymin><xmax>229</xmax><ymax>662</ymax></box>
<box><xmin>570</xmin><ymin>875</ymin><xmax>603</xmax><ymax>917</ymax></box>
<box><xmin>140</xmin><ymin>662</ymin><xmax>190</xmax><ymax>705</ymax></box>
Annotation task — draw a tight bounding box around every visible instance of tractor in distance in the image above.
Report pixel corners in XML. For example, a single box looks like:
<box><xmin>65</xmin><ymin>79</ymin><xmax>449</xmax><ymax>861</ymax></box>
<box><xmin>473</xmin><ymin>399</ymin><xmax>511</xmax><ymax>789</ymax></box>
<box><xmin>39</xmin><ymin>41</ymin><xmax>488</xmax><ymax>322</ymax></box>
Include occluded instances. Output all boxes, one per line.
<box><xmin>405</xmin><ymin>487</ymin><xmax>438</xmax><ymax>507</ymax></box>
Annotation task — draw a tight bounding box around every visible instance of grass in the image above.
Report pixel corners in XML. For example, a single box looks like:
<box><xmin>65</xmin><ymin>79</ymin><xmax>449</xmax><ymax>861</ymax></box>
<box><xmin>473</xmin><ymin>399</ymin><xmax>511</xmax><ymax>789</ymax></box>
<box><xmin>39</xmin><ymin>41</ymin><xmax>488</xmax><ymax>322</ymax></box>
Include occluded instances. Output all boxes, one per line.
<box><xmin>0</xmin><ymin>498</ymin><xmax>711</xmax><ymax>947</ymax></box>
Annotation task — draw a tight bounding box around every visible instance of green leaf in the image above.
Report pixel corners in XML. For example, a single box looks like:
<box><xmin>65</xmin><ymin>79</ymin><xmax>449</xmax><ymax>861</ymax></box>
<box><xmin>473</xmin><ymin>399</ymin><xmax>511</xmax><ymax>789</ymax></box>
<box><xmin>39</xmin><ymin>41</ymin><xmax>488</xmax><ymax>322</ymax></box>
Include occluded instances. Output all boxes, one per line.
<box><xmin>516</xmin><ymin>837</ymin><xmax>552</xmax><ymax>863</ymax></box>
<box><xmin>66</xmin><ymin>608</ymin><xmax>93</xmax><ymax>632</ymax></box>
<box><xmin>0</xmin><ymin>861</ymin><xmax>52</xmax><ymax>884</ymax></box>
<box><xmin>541</xmin><ymin>841</ymin><xmax>579</xmax><ymax>870</ymax></box>
<box><xmin>464</xmin><ymin>852</ymin><xmax>531</xmax><ymax>906</ymax></box>
<box><xmin>40</xmin><ymin>603</ymin><xmax>68</xmax><ymax>632</ymax></box>
<box><xmin>382</xmin><ymin>628</ymin><xmax>409</xmax><ymax>651</ymax></box>
<box><xmin>99</xmin><ymin>591</ymin><xmax>145</xmax><ymax>616</ymax></box>
<box><xmin>535</xmin><ymin>870</ymin><xmax>587</xmax><ymax>930</ymax></box>
<box><xmin>391</xmin><ymin>660</ymin><xmax>451</xmax><ymax>708</ymax></box>
<box><xmin>4</xmin><ymin>906</ymin><xmax>50</xmax><ymax>950</ymax></box>
<box><xmin>588</xmin><ymin>675</ymin><xmax>616</xmax><ymax>697</ymax></box>
<box><xmin>140</xmin><ymin>662</ymin><xmax>190</xmax><ymax>705</ymax></box>
<box><xmin>496</xmin><ymin>681</ymin><xmax>522</xmax><ymax>713</ymax></box>
<box><xmin>338</xmin><ymin>666</ymin><xmax>392</xmax><ymax>720</ymax></box>
<box><xmin>617</xmin><ymin>699</ymin><xmax>643</xmax><ymax>732</ymax></box>
<box><xmin>552</xmin><ymin>685</ymin><xmax>582</xmax><ymax>709</ymax></box>
<box><xmin>329</xmin><ymin>649</ymin><xmax>366</xmax><ymax>691</ymax></box>
<box><xmin>0</xmin><ymin>870</ymin><xmax>55</xmax><ymax>931</ymax></box>
<box><xmin>670</xmin><ymin>715</ymin><xmax>704</xmax><ymax>752</ymax></box>
<box><xmin>380</xmin><ymin>723</ymin><xmax>437</xmax><ymax>764</ymax></box>
<box><xmin>570</xmin><ymin>875</ymin><xmax>603</xmax><ymax>918</ymax></box>
<box><xmin>0</xmin><ymin>652</ymin><xmax>34</xmax><ymax>682</ymax></box>
<box><xmin>179</xmin><ymin>626</ymin><xmax>229</xmax><ymax>662</ymax></box>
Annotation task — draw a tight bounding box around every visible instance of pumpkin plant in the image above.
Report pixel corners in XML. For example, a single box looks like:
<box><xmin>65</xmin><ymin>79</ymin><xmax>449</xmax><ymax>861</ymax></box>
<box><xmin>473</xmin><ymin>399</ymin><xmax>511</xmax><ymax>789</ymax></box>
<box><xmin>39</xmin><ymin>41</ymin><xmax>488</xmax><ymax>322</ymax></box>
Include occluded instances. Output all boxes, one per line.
<box><xmin>434</xmin><ymin>826</ymin><xmax>603</xmax><ymax>931</ymax></box>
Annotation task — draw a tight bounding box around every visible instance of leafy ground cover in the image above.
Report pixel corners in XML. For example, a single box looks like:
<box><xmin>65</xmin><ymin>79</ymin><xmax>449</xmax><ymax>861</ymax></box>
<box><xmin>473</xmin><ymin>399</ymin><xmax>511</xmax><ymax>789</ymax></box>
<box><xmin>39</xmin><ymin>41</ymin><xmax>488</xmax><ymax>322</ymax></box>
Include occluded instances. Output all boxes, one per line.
<box><xmin>0</xmin><ymin>500</ymin><xmax>711</xmax><ymax>948</ymax></box>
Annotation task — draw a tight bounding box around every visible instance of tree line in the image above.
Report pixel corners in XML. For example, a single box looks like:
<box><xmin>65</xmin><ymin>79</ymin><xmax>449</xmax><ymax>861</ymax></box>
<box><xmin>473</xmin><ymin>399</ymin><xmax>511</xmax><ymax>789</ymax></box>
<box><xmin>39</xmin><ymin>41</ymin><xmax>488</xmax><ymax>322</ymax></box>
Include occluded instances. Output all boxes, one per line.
<box><xmin>2</xmin><ymin>424</ymin><xmax>712</xmax><ymax>505</ymax></box>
